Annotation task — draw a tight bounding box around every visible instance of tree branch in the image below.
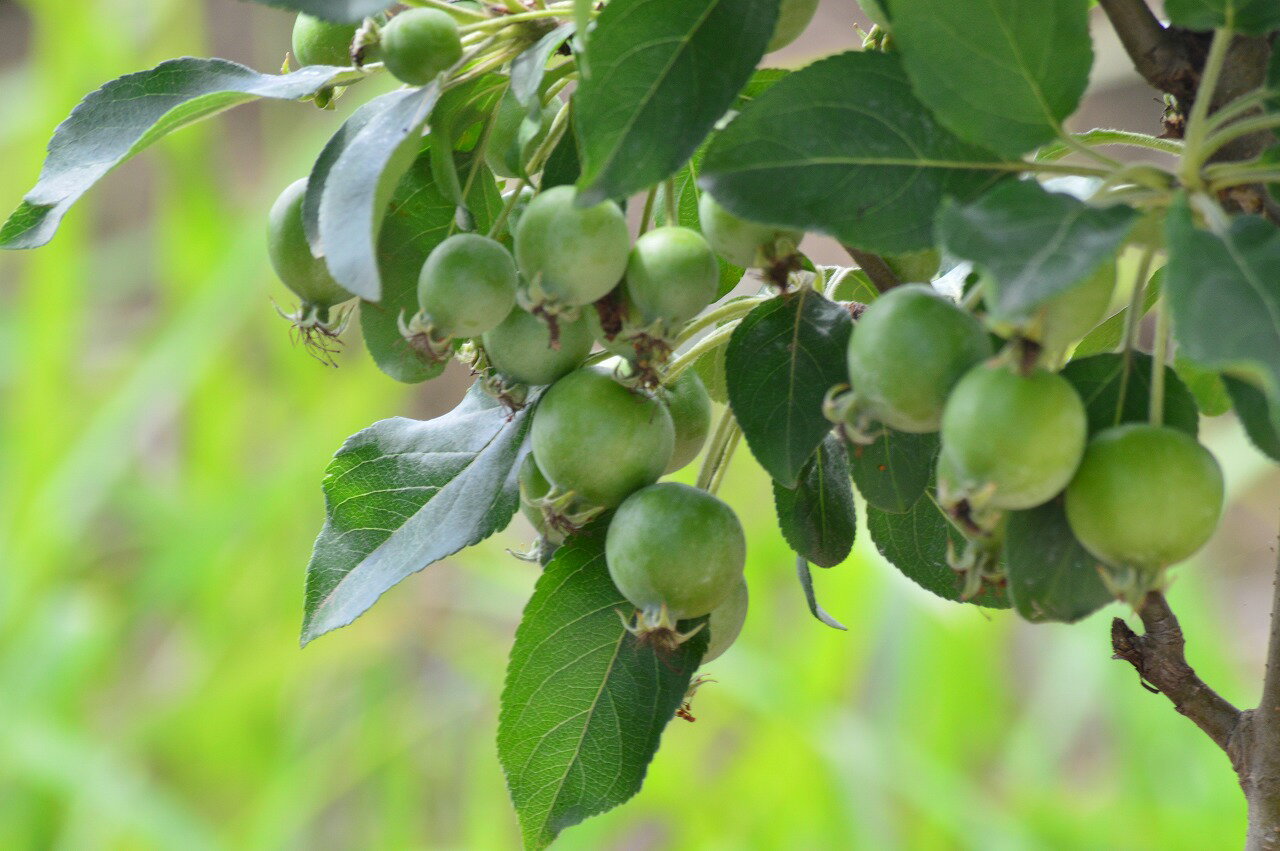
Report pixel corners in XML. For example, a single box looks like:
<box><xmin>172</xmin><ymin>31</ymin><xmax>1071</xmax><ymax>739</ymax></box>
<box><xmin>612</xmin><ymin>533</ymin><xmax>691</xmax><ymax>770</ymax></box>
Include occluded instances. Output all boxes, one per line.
<box><xmin>1111</xmin><ymin>590</ymin><xmax>1242</xmax><ymax>751</ymax></box>
<box><xmin>1097</xmin><ymin>0</ymin><xmax>1202</xmax><ymax>102</ymax></box>
<box><xmin>1240</xmin><ymin>527</ymin><xmax>1280</xmax><ymax>850</ymax></box>
<box><xmin>842</xmin><ymin>246</ymin><xmax>901</xmax><ymax>293</ymax></box>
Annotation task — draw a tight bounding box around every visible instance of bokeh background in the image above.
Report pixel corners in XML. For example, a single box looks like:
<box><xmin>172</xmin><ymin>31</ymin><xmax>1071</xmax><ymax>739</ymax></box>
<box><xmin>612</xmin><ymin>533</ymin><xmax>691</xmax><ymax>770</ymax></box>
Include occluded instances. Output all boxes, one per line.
<box><xmin>2</xmin><ymin>1</ymin><xmax>1278</xmax><ymax>848</ymax></box>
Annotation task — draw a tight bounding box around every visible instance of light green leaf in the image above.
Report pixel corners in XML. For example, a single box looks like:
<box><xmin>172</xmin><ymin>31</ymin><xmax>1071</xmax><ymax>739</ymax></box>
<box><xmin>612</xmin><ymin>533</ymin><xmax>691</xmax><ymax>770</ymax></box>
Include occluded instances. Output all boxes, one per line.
<box><xmin>498</xmin><ymin>525</ymin><xmax>705</xmax><ymax>850</ymax></box>
<box><xmin>884</xmin><ymin>0</ymin><xmax>1093</xmax><ymax>156</ymax></box>
<box><xmin>701</xmin><ymin>51</ymin><xmax>1009</xmax><ymax>255</ymax></box>
<box><xmin>1</xmin><ymin>58</ymin><xmax>360</xmax><ymax>250</ymax></box>
<box><xmin>938</xmin><ymin>180</ymin><xmax>1137</xmax><ymax>318</ymax></box>
<box><xmin>574</xmin><ymin>0</ymin><xmax>780</xmax><ymax>204</ymax></box>
<box><xmin>301</xmin><ymin>384</ymin><xmax>534</xmax><ymax>644</ymax></box>
<box><xmin>318</xmin><ymin>85</ymin><xmax>439</xmax><ymax>301</ymax></box>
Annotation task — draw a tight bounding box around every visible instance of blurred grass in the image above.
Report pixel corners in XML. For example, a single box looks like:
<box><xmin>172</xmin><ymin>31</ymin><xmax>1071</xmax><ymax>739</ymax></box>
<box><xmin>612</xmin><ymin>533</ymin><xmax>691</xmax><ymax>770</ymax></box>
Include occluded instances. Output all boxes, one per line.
<box><xmin>1</xmin><ymin>1</ymin><xmax>1276</xmax><ymax>848</ymax></box>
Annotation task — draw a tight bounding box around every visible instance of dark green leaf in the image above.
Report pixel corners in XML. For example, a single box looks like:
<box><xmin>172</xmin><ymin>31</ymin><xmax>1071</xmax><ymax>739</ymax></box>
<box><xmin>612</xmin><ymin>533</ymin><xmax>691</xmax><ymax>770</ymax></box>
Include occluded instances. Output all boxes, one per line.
<box><xmin>0</xmin><ymin>58</ymin><xmax>360</xmax><ymax>250</ymax></box>
<box><xmin>1061</xmin><ymin>352</ymin><xmax>1199</xmax><ymax>437</ymax></box>
<box><xmin>574</xmin><ymin>0</ymin><xmax>780</xmax><ymax>204</ymax></box>
<box><xmin>1073</xmin><ymin>269</ymin><xmax>1162</xmax><ymax>357</ymax></box>
<box><xmin>884</xmin><ymin>0</ymin><xmax>1093</xmax><ymax>156</ymax></box>
<box><xmin>1004</xmin><ymin>499</ymin><xmax>1112</xmax><ymax>624</ymax></box>
<box><xmin>938</xmin><ymin>180</ymin><xmax>1138</xmax><ymax>317</ymax></box>
<box><xmin>301</xmin><ymin>384</ymin><xmax>534</xmax><ymax>644</ymax></box>
<box><xmin>726</xmin><ymin>290</ymin><xmax>852</xmax><ymax>487</ymax></box>
<box><xmin>318</xmin><ymin>86</ymin><xmax>439</xmax><ymax>301</ymax></box>
<box><xmin>1165</xmin><ymin>198</ymin><xmax>1280</xmax><ymax>409</ymax></box>
<box><xmin>1225</xmin><ymin>375</ymin><xmax>1280</xmax><ymax>462</ymax></box>
<box><xmin>848</xmin><ymin>429</ymin><xmax>939</xmax><ymax>514</ymax></box>
<box><xmin>1174</xmin><ymin>355</ymin><xmax>1232</xmax><ymax>416</ymax></box>
<box><xmin>498</xmin><ymin>526</ymin><xmax>705</xmax><ymax>851</ymax></box>
<box><xmin>1165</xmin><ymin>0</ymin><xmax>1280</xmax><ymax>35</ymax></box>
<box><xmin>361</xmin><ymin>147</ymin><xmax>503</xmax><ymax>383</ymax></box>
<box><xmin>772</xmin><ymin>434</ymin><xmax>856</xmax><ymax>567</ymax></box>
<box><xmin>541</xmin><ymin>113</ymin><xmax>582</xmax><ymax>187</ymax></box>
<box><xmin>248</xmin><ymin>0</ymin><xmax>394</xmax><ymax>22</ymax></box>
<box><xmin>866</xmin><ymin>487</ymin><xmax>1009</xmax><ymax>608</ymax></box>
<box><xmin>701</xmin><ymin>51</ymin><xmax>1008</xmax><ymax>255</ymax></box>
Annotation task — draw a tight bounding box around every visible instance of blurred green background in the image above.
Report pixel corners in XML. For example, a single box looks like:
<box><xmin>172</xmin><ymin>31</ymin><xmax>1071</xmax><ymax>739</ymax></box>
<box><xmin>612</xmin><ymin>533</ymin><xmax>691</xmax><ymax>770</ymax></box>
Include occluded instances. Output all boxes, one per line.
<box><xmin>2</xmin><ymin>1</ymin><xmax>1278</xmax><ymax>848</ymax></box>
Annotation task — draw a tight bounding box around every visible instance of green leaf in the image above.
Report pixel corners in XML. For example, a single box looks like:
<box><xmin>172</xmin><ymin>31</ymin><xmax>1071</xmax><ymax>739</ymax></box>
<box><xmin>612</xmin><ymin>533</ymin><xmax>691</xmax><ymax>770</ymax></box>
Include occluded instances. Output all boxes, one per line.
<box><xmin>318</xmin><ymin>86</ymin><xmax>439</xmax><ymax>301</ymax></box>
<box><xmin>0</xmin><ymin>58</ymin><xmax>360</xmax><ymax>250</ymax></box>
<box><xmin>574</xmin><ymin>0</ymin><xmax>780</xmax><ymax>204</ymax></box>
<box><xmin>1004</xmin><ymin>498</ymin><xmax>1112</xmax><ymax>624</ymax></box>
<box><xmin>772</xmin><ymin>434</ymin><xmax>856</xmax><ymax>567</ymax></box>
<box><xmin>848</xmin><ymin>429</ymin><xmax>938</xmax><ymax>514</ymax></box>
<box><xmin>866</xmin><ymin>486</ymin><xmax>1009</xmax><ymax>608</ymax></box>
<box><xmin>937</xmin><ymin>180</ymin><xmax>1138</xmax><ymax>317</ymax></box>
<box><xmin>301</xmin><ymin>384</ymin><xmax>534</xmax><ymax>644</ymax></box>
<box><xmin>1225</xmin><ymin>375</ymin><xmax>1280</xmax><ymax>462</ymax></box>
<box><xmin>510</xmin><ymin>24</ymin><xmax>575</xmax><ymax>113</ymax></box>
<box><xmin>1164</xmin><ymin>0</ymin><xmax>1280</xmax><ymax>35</ymax></box>
<box><xmin>1061</xmin><ymin>352</ymin><xmax>1199</xmax><ymax>437</ymax></box>
<box><xmin>1073</xmin><ymin>269</ymin><xmax>1162</xmax><ymax>358</ymax></box>
<box><xmin>361</xmin><ymin>146</ymin><xmax>503</xmax><ymax>383</ymax></box>
<box><xmin>726</xmin><ymin>289</ymin><xmax>852</xmax><ymax>487</ymax></box>
<box><xmin>701</xmin><ymin>51</ymin><xmax>1008</xmax><ymax>255</ymax></box>
<box><xmin>541</xmin><ymin>112</ymin><xmax>582</xmax><ymax>188</ymax></box>
<box><xmin>498</xmin><ymin>526</ymin><xmax>706</xmax><ymax>851</ymax></box>
<box><xmin>1165</xmin><ymin>198</ymin><xmax>1280</xmax><ymax>410</ymax></box>
<box><xmin>303</xmin><ymin>96</ymin><xmax>385</xmax><ymax>251</ymax></box>
<box><xmin>1174</xmin><ymin>354</ymin><xmax>1232</xmax><ymax>416</ymax></box>
<box><xmin>249</xmin><ymin>0</ymin><xmax>393</xmax><ymax>22</ymax></box>
<box><xmin>884</xmin><ymin>0</ymin><xmax>1093</xmax><ymax>156</ymax></box>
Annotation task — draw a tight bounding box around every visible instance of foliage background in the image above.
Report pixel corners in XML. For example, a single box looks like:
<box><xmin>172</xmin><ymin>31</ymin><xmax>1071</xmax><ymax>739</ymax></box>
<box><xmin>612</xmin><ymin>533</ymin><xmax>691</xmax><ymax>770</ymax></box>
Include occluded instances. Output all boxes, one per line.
<box><xmin>1</xmin><ymin>0</ymin><xmax>1278</xmax><ymax>847</ymax></box>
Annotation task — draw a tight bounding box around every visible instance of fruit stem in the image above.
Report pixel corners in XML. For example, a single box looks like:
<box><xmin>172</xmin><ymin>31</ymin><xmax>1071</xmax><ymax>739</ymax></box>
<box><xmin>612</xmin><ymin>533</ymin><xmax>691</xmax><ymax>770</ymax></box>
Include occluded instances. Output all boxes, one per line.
<box><xmin>524</xmin><ymin>98</ymin><xmax>572</xmax><ymax>178</ymax></box>
<box><xmin>459</xmin><ymin>4</ymin><xmax>576</xmax><ymax>32</ymax></box>
<box><xmin>707</xmin><ymin>424</ymin><xmax>742</xmax><ymax>496</ymax></box>
<box><xmin>697</xmin><ymin>408</ymin><xmax>739</xmax><ymax>492</ymax></box>
<box><xmin>1195</xmin><ymin>113</ymin><xmax>1280</xmax><ymax>168</ymax></box>
<box><xmin>1179</xmin><ymin>22</ymin><xmax>1235</xmax><ymax>188</ymax></box>
<box><xmin>638</xmin><ymin>185</ymin><xmax>658</xmax><ymax>234</ymax></box>
<box><xmin>1035</xmin><ymin>129</ymin><xmax>1183</xmax><ymax>161</ymax></box>
<box><xmin>663</xmin><ymin>320</ymin><xmax>740</xmax><ymax>386</ymax></box>
<box><xmin>406</xmin><ymin>0</ymin><xmax>490</xmax><ymax>19</ymax></box>
<box><xmin>663</xmin><ymin>177</ymin><xmax>678</xmax><ymax>225</ymax></box>
<box><xmin>1149</xmin><ymin>294</ymin><xmax>1170</xmax><ymax>427</ymax></box>
<box><xmin>672</xmin><ymin>296</ymin><xmax>768</xmax><ymax>347</ymax></box>
<box><xmin>486</xmin><ymin>178</ymin><xmax>528</xmax><ymax>238</ymax></box>
<box><xmin>1114</xmin><ymin>245</ymin><xmax>1156</xmax><ymax>427</ymax></box>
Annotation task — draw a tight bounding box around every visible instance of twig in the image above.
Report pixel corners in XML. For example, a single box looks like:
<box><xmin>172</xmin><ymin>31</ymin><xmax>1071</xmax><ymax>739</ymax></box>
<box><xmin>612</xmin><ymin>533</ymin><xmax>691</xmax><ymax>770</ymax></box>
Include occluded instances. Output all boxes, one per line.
<box><xmin>1111</xmin><ymin>591</ymin><xmax>1241</xmax><ymax>752</ymax></box>
<box><xmin>842</xmin><ymin>246</ymin><xmax>901</xmax><ymax>293</ymax></box>
<box><xmin>1096</xmin><ymin>0</ymin><xmax>1200</xmax><ymax>101</ymax></box>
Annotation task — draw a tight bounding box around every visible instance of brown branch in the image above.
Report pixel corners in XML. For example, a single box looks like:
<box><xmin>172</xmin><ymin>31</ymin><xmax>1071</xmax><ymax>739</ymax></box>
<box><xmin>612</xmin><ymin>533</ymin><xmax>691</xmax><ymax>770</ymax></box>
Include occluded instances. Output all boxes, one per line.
<box><xmin>1239</xmin><ymin>528</ymin><xmax>1280</xmax><ymax>849</ymax></box>
<box><xmin>842</xmin><ymin>246</ymin><xmax>901</xmax><ymax>294</ymax></box>
<box><xmin>1097</xmin><ymin>0</ymin><xmax>1203</xmax><ymax>102</ymax></box>
<box><xmin>1111</xmin><ymin>590</ymin><xmax>1242</xmax><ymax>751</ymax></box>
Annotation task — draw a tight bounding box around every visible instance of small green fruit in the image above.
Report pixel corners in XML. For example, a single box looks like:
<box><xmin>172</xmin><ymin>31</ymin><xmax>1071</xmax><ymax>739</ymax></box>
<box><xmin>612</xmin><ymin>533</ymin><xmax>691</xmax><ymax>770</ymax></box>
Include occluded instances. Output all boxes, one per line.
<box><xmin>482</xmin><ymin>307</ymin><xmax>592</xmax><ymax>386</ymax></box>
<box><xmin>698</xmin><ymin>194</ymin><xmax>802</xmax><ymax>268</ymax></box>
<box><xmin>381</xmin><ymin>8</ymin><xmax>463</xmax><ymax>85</ymax></box>
<box><xmin>515</xmin><ymin>185</ymin><xmax>631</xmax><ymax>307</ymax></box>
<box><xmin>267</xmin><ymin>178</ymin><xmax>352</xmax><ymax>309</ymax></box>
<box><xmin>417</xmin><ymin>233</ymin><xmax>518</xmax><ymax>338</ymax></box>
<box><xmin>660</xmin><ymin>370</ymin><xmax>713</xmax><ymax>474</ymax></box>
<box><xmin>624</xmin><ymin>226</ymin><xmax>719</xmax><ymax>328</ymax></box>
<box><xmin>292</xmin><ymin>14</ymin><xmax>356</xmax><ymax>67</ymax></box>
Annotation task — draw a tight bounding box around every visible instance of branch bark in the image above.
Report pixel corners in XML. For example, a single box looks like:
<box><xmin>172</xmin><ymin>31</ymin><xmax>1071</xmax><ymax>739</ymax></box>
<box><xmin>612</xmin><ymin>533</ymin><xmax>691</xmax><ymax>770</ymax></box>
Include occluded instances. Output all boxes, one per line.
<box><xmin>1097</xmin><ymin>0</ymin><xmax>1203</xmax><ymax>102</ymax></box>
<box><xmin>1111</xmin><ymin>591</ymin><xmax>1242</xmax><ymax>750</ymax></box>
<box><xmin>1240</xmin><ymin>529</ymin><xmax>1280</xmax><ymax>850</ymax></box>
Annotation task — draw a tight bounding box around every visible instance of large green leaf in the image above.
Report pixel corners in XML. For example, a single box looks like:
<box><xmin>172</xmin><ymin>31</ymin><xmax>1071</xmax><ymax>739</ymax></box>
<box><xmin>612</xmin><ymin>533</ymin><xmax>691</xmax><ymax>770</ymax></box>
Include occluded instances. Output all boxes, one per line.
<box><xmin>884</xmin><ymin>0</ymin><xmax>1093</xmax><ymax>157</ymax></box>
<box><xmin>1004</xmin><ymin>499</ymin><xmax>1112</xmax><ymax>624</ymax></box>
<box><xmin>937</xmin><ymin>180</ymin><xmax>1138</xmax><ymax>317</ymax></box>
<box><xmin>318</xmin><ymin>85</ymin><xmax>439</xmax><ymax>301</ymax></box>
<box><xmin>247</xmin><ymin>0</ymin><xmax>394</xmax><ymax>23</ymax></box>
<box><xmin>866</xmin><ymin>486</ymin><xmax>1009</xmax><ymax>608</ymax></box>
<box><xmin>498</xmin><ymin>526</ymin><xmax>705</xmax><ymax>851</ymax></box>
<box><xmin>772</xmin><ymin>434</ymin><xmax>856</xmax><ymax>568</ymax></box>
<box><xmin>0</xmin><ymin>58</ymin><xmax>361</xmax><ymax>250</ymax></box>
<box><xmin>1061</xmin><ymin>352</ymin><xmax>1199</xmax><ymax>437</ymax></box>
<box><xmin>362</xmin><ymin>147</ymin><xmax>503</xmax><ymax>383</ymax></box>
<box><xmin>510</xmin><ymin>24</ymin><xmax>575</xmax><ymax>113</ymax></box>
<box><xmin>301</xmin><ymin>384</ymin><xmax>534</xmax><ymax>644</ymax></box>
<box><xmin>1165</xmin><ymin>198</ymin><xmax>1280</xmax><ymax>414</ymax></box>
<box><xmin>725</xmin><ymin>289</ymin><xmax>852</xmax><ymax>487</ymax></box>
<box><xmin>1165</xmin><ymin>0</ymin><xmax>1280</xmax><ymax>35</ymax></box>
<box><xmin>701</xmin><ymin>51</ymin><xmax>1008</xmax><ymax>255</ymax></box>
<box><xmin>848</xmin><ymin>429</ymin><xmax>938</xmax><ymax>514</ymax></box>
<box><xmin>574</xmin><ymin>0</ymin><xmax>781</xmax><ymax>204</ymax></box>
<box><xmin>1225</xmin><ymin>375</ymin><xmax>1280</xmax><ymax>462</ymax></box>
